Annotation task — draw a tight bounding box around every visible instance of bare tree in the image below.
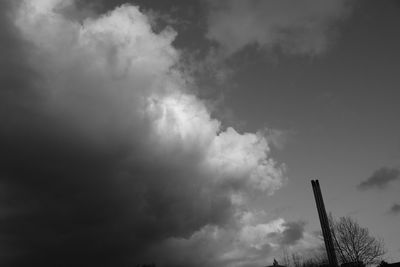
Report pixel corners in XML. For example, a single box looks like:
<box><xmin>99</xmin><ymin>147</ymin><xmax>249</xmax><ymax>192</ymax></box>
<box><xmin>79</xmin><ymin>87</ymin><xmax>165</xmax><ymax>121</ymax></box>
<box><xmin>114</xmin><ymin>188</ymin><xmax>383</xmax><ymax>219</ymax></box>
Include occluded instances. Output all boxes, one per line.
<box><xmin>310</xmin><ymin>244</ymin><xmax>328</xmax><ymax>266</ymax></box>
<box><xmin>279</xmin><ymin>247</ymin><xmax>327</xmax><ymax>267</ymax></box>
<box><xmin>291</xmin><ymin>252</ymin><xmax>302</xmax><ymax>267</ymax></box>
<box><xmin>329</xmin><ymin>215</ymin><xmax>385</xmax><ymax>265</ymax></box>
<box><xmin>281</xmin><ymin>247</ymin><xmax>292</xmax><ymax>267</ymax></box>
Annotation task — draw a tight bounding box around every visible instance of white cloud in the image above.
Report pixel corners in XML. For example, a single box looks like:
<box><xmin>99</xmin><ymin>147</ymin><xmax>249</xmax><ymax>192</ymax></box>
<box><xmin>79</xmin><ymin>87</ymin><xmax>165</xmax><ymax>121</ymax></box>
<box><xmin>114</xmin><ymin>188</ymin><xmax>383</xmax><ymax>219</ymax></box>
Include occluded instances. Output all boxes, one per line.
<box><xmin>206</xmin><ymin>127</ymin><xmax>285</xmax><ymax>193</ymax></box>
<box><xmin>239</xmin><ymin>218</ymin><xmax>285</xmax><ymax>249</ymax></box>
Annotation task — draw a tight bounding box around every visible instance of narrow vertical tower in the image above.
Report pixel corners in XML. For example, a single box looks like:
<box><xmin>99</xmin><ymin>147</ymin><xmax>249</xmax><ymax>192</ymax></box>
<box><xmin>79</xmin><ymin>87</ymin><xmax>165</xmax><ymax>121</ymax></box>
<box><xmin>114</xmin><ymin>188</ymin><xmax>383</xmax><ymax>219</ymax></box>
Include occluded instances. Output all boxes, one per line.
<box><xmin>311</xmin><ymin>180</ymin><xmax>338</xmax><ymax>267</ymax></box>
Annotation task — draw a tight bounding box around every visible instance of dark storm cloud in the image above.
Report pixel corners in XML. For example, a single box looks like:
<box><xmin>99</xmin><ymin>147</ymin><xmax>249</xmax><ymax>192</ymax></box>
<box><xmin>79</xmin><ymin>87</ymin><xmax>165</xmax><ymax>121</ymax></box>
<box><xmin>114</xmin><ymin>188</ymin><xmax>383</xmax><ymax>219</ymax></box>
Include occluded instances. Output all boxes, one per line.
<box><xmin>0</xmin><ymin>1</ymin><xmax>285</xmax><ymax>266</ymax></box>
<box><xmin>1</xmin><ymin>131</ymin><xmax>135</xmax><ymax>265</ymax></box>
<box><xmin>358</xmin><ymin>167</ymin><xmax>400</xmax><ymax>190</ymax></box>
<box><xmin>0</xmin><ymin>1</ymin><xmax>38</xmax><ymax>114</ymax></box>
<box><xmin>0</xmin><ymin>3</ymin><xmax>210</xmax><ymax>266</ymax></box>
<box><xmin>388</xmin><ymin>203</ymin><xmax>400</xmax><ymax>215</ymax></box>
<box><xmin>0</xmin><ymin>126</ymin><xmax>233</xmax><ymax>266</ymax></box>
<box><xmin>0</xmin><ymin>12</ymin><xmax>173</xmax><ymax>259</ymax></box>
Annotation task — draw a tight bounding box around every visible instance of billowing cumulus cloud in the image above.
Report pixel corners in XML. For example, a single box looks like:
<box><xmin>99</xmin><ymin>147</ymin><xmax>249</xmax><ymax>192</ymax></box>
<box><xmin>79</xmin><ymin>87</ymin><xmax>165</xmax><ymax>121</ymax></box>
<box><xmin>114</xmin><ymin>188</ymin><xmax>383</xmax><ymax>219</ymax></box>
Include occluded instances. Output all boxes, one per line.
<box><xmin>358</xmin><ymin>167</ymin><xmax>400</xmax><ymax>190</ymax></box>
<box><xmin>0</xmin><ymin>0</ymin><xmax>289</xmax><ymax>266</ymax></box>
<box><xmin>206</xmin><ymin>0</ymin><xmax>352</xmax><ymax>56</ymax></box>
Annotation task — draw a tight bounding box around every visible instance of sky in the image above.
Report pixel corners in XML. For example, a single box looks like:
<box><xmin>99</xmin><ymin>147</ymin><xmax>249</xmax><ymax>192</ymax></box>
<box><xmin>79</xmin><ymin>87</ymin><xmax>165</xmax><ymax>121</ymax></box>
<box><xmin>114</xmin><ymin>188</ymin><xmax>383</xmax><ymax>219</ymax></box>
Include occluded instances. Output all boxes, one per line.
<box><xmin>0</xmin><ymin>0</ymin><xmax>399</xmax><ymax>266</ymax></box>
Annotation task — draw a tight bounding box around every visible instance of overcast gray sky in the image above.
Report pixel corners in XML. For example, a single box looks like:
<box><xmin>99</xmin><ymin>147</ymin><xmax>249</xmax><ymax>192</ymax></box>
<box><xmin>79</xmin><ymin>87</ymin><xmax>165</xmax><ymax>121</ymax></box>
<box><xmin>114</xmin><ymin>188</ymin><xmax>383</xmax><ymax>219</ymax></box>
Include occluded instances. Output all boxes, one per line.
<box><xmin>1</xmin><ymin>0</ymin><xmax>399</xmax><ymax>266</ymax></box>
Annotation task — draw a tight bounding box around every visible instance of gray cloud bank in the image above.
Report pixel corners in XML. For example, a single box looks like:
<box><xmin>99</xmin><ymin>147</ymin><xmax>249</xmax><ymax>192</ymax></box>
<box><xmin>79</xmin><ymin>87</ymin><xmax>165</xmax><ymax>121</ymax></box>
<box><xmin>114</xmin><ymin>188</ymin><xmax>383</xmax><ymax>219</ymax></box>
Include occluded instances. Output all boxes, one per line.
<box><xmin>358</xmin><ymin>167</ymin><xmax>400</xmax><ymax>190</ymax></box>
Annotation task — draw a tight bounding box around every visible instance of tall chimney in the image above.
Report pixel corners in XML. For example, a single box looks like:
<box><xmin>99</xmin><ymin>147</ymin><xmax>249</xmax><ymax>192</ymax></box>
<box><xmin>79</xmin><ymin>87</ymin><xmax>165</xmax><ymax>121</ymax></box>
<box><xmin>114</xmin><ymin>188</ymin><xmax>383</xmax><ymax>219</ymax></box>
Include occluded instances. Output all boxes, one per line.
<box><xmin>311</xmin><ymin>180</ymin><xmax>338</xmax><ymax>267</ymax></box>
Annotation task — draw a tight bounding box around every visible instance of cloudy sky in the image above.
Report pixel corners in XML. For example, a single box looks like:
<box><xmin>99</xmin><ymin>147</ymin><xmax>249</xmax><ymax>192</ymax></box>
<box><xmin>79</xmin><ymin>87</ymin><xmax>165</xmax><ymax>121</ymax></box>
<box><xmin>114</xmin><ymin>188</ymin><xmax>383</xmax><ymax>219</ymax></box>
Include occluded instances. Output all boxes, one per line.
<box><xmin>1</xmin><ymin>0</ymin><xmax>399</xmax><ymax>266</ymax></box>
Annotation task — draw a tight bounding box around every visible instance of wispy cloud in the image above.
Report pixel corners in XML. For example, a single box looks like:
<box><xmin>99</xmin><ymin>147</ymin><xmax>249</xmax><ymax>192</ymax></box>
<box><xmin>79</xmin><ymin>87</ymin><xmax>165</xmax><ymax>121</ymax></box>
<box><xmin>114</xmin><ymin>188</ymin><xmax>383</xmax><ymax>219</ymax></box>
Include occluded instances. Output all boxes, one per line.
<box><xmin>358</xmin><ymin>167</ymin><xmax>400</xmax><ymax>190</ymax></box>
<box><xmin>388</xmin><ymin>203</ymin><xmax>400</xmax><ymax>215</ymax></box>
<box><xmin>205</xmin><ymin>0</ymin><xmax>353</xmax><ymax>57</ymax></box>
